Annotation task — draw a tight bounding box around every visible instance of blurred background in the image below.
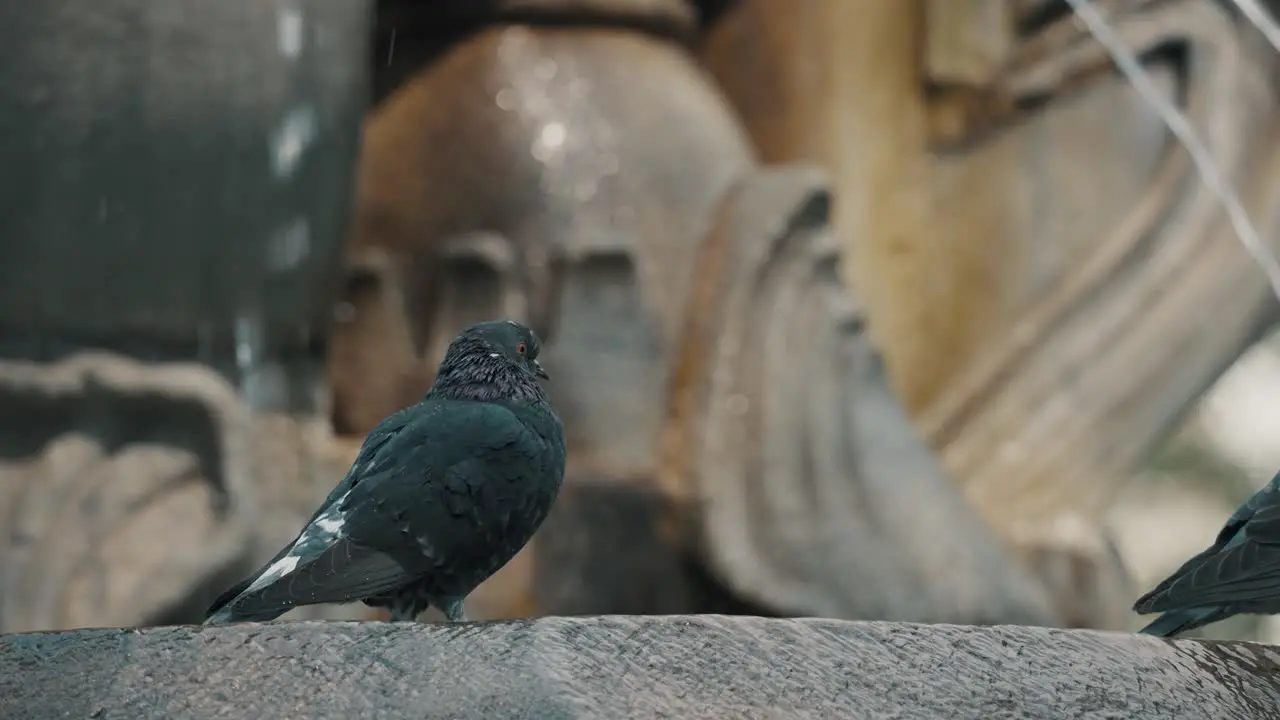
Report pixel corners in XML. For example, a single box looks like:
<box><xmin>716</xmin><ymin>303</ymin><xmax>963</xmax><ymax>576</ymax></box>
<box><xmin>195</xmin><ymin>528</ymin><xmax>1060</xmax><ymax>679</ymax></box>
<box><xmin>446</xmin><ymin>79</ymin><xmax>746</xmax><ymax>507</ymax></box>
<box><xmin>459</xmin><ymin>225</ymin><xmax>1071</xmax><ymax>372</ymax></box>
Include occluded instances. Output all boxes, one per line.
<box><xmin>4</xmin><ymin>0</ymin><xmax>1280</xmax><ymax>642</ymax></box>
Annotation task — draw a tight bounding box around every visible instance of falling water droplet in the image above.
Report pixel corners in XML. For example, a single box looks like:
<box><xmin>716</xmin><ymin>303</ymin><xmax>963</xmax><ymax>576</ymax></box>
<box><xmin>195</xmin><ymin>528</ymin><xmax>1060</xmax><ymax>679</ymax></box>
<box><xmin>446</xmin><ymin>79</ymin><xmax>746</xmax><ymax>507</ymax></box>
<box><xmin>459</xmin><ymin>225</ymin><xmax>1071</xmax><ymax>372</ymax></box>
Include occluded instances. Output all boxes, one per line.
<box><xmin>278</xmin><ymin>7</ymin><xmax>303</xmax><ymax>58</ymax></box>
<box><xmin>234</xmin><ymin>313</ymin><xmax>287</xmax><ymax>411</ymax></box>
<box><xmin>268</xmin><ymin>218</ymin><xmax>312</xmax><ymax>271</ymax></box>
<box><xmin>271</xmin><ymin>106</ymin><xmax>318</xmax><ymax>179</ymax></box>
<box><xmin>234</xmin><ymin>314</ymin><xmax>260</xmax><ymax>373</ymax></box>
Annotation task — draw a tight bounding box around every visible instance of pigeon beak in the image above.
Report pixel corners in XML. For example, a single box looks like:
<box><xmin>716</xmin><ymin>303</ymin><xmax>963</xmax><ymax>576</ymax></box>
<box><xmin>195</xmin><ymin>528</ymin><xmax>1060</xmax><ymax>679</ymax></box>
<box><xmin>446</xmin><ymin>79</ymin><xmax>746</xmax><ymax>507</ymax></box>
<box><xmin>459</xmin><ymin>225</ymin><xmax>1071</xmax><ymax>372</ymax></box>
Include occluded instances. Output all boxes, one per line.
<box><xmin>532</xmin><ymin>359</ymin><xmax>550</xmax><ymax>380</ymax></box>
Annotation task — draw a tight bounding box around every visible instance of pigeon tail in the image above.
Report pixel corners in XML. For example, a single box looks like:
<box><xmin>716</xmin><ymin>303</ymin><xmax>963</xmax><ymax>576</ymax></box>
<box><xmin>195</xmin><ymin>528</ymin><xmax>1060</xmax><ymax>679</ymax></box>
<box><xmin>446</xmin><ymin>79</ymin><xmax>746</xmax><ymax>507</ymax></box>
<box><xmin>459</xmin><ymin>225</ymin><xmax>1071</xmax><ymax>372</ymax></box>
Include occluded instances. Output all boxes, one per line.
<box><xmin>202</xmin><ymin>575</ymin><xmax>294</xmax><ymax>626</ymax></box>
<box><xmin>1138</xmin><ymin>607</ymin><xmax>1225</xmax><ymax>637</ymax></box>
<box><xmin>203</xmin><ymin>602</ymin><xmax>291</xmax><ymax>626</ymax></box>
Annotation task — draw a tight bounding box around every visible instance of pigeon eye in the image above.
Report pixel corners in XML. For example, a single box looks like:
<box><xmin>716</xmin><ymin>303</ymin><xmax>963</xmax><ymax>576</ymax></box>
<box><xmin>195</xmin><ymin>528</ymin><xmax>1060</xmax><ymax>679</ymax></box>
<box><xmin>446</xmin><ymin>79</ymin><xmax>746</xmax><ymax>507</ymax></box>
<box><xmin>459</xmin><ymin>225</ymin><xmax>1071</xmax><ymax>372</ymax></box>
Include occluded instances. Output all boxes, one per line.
<box><xmin>516</xmin><ymin>342</ymin><xmax>527</xmax><ymax>356</ymax></box>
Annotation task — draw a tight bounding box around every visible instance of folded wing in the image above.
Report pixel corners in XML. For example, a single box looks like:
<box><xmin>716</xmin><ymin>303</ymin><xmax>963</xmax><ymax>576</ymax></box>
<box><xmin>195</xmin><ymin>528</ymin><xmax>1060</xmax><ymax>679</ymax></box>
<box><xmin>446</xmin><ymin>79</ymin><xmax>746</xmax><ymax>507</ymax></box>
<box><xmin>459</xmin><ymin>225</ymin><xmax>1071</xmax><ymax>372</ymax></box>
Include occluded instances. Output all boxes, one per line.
<box><xmin>1135</xmin><ymin>500</ymin><xmax>1280</xmax><ymax>612</ymax></box>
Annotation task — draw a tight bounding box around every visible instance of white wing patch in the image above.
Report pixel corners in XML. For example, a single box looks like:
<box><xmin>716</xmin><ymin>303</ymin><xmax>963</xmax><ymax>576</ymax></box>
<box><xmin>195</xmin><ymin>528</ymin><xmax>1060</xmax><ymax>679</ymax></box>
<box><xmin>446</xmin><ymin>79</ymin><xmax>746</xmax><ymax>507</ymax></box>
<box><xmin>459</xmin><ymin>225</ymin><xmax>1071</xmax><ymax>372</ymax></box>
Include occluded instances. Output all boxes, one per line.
<box><xmin>247</xmin><ymin>555</ymin><xmax>300</xmax><ymax>592</ymax></box>
<box><xmin>294</xmin><ymin>500</ymin><xmax>349</xmax><ymax>551</ymax></box>
<box><xmin>315</xmin><ymin>515</ymin><xmax>344</xmax><ymax>534</ymax></box>
<box><xmin>244</xmin><ymin>490</ymin><xmax>351</xmax><ymax>593</ymax></box>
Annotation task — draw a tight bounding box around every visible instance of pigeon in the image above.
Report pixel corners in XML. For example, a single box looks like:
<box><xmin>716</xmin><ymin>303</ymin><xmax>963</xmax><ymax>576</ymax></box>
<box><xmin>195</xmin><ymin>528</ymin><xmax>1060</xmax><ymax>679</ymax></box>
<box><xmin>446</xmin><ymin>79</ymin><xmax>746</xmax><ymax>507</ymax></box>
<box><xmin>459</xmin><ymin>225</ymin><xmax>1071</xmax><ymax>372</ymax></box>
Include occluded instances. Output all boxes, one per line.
<box><xmin>204</xmin><ymin>319</ymin><xmax>565</xmax><ymax>625</ymax></box>
<box><xmin>1133</xmin><ymin>471</ymin><xmax>1280</xmax><ymax>637</ymax></box>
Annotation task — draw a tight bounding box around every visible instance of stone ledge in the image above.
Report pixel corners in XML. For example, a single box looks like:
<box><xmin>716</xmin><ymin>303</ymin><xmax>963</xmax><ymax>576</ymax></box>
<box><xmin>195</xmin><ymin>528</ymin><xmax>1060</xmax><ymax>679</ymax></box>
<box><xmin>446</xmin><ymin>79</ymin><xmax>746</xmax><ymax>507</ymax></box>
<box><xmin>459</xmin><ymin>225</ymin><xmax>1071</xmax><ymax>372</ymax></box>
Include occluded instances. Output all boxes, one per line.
<box><xmin>2</xmin><ymin>615</ymin><xmax>1279</xmax><ymax>719</ymax></box>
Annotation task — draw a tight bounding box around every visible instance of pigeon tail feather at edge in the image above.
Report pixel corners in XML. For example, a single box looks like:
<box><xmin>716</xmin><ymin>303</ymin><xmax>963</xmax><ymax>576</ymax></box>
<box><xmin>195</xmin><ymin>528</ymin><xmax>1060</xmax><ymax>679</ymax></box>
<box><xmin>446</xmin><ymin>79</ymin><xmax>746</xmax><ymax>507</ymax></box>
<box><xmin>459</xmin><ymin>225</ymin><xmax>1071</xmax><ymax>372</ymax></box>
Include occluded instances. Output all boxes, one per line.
<box><xmin>202</xmin><ymin>602</ymin><xmax>292</xmax><ymax>626</ymax></box>
<box><xmin>203</xmin><ymin>560</ymin><xmax>300</xmax><ymax>626</ymax></box>
<box><xmin>1138</xmin><ymin>607</ymin><xmax>1224</xmax><ymax>637</ymax></box>
<box><xmin>202</xmin><ymin>573</ymin><xmax>297</xmax><ymax>626</ymax></box>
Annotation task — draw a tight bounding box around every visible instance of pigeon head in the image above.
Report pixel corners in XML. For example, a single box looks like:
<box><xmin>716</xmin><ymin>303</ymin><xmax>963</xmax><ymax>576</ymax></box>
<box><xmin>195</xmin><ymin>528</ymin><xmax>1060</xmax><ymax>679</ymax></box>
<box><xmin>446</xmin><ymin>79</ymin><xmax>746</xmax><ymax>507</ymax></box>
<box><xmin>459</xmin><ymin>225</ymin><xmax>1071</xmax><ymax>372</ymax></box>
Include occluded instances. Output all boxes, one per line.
<box><xmin>429</xmin><ymin>320</ymin><xmax>549</xmax><ymax>402</ymax></box>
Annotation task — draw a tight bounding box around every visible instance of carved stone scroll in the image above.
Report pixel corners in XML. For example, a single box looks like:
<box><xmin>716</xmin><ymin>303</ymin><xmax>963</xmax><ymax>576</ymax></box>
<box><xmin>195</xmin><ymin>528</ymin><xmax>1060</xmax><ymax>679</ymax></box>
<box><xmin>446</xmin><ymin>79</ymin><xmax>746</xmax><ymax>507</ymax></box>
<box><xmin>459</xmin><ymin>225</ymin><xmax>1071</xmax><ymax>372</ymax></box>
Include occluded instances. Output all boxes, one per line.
<box><xmin>0</xmin><ymin>353</ymin><xmax>255</xmax><ymax>632</ymax></box>
<box><xmin>662</xmin><ymin>168</ymin><xmax>1056</xmax><ymax>624</ymax></box>
<box><xmin>702</xmin><ymin>0</ymin><xmax>1280</xmax><ymax>628</ymax></box>
<box><xmin>0</xmin><ymin>351</ymin><xmax>375</xmax><ymax>630</ymax></box>
<box><xmin>919</xmin><ymin>0</ymin><xmax>1280</xmax><ymax>555</ymax></box>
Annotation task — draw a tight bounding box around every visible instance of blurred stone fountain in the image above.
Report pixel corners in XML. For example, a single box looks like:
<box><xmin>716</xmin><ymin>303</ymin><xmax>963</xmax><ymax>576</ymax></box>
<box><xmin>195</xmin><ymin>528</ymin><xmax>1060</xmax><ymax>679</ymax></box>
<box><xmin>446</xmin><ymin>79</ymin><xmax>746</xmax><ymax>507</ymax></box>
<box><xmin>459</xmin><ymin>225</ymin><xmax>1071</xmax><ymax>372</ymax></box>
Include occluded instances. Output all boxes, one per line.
<box><xmin>7</xmin><ymin>0</ymin><xmax>1280</xmax><ymax>634</ymax></box>
<box><xmin>0</xmin><ymin>0</ymin><xmax>371</xmax><ymax>631</ymax></box>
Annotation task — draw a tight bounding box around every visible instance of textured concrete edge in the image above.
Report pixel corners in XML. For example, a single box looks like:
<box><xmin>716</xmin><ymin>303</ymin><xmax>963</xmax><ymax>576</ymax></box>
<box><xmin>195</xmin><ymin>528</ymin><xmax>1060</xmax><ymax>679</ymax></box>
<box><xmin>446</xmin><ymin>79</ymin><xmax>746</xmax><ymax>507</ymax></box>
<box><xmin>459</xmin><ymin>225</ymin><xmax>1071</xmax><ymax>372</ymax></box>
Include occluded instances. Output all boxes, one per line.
<box><xmin>4</xmin><ymin>615</ymin><xmax>1280</xmax><ymax>719</ymax></box>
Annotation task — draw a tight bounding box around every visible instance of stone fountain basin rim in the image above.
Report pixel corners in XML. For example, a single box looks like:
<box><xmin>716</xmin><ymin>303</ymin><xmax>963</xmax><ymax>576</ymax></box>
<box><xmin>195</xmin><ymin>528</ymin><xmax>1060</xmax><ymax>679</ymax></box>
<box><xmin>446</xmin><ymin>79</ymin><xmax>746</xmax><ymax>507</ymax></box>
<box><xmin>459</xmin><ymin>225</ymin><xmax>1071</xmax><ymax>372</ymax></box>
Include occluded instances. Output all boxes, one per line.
<box><xmin>3</xmin><ymin>614</ymin><xmax>1280</xmax><ymax>720</ymax></box>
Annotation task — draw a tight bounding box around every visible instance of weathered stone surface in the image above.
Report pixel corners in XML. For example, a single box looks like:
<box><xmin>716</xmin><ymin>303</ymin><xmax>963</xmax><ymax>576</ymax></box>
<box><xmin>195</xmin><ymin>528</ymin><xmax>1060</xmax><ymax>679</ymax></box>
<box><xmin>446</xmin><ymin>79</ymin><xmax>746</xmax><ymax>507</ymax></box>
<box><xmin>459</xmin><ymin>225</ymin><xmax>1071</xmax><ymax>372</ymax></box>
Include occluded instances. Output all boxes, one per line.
<box><xmin>4</xmin><ymin>616</ymin><xmax>1280</xmax><ymax>719</ymax></box>
<box><xmin>0</xmin><ymin>353</ymin><xmax>255</xmax><ymax>632</ymax></box>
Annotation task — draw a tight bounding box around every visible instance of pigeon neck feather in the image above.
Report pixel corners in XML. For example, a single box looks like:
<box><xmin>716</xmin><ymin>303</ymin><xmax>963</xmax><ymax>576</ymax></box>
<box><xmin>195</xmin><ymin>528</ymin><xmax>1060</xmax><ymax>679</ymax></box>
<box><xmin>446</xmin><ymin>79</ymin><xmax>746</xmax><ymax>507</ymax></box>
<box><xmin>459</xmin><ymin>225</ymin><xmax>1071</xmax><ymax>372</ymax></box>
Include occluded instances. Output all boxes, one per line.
<box><xmin>428</xmin><ymin>337</ymin><xmax>546</xmax><ymax>404</ymax></box>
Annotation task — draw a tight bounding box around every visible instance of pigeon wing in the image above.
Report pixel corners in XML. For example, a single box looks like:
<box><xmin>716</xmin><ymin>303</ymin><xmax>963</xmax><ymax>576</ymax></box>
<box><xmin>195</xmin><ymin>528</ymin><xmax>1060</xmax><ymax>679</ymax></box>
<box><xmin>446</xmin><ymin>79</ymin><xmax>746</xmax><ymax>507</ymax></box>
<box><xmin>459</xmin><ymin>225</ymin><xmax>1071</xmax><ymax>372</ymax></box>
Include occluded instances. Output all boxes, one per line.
<box><xmin>204</xmin><ymin>411</ymin><xmax>416</xmax><ymax>621</ymax></box>
<box><xmin>219</xmin><ymin>535</ymin><xmax>417</xmax><ymax>619</ymax></box>
<box><xmin>207</xmin><ymin>399</ymin><xmax>551</xmax><ymax>622</ymax></box>
<box><xmin>303</xmin><ymin>407</ymin><xmax>413</xmax><ymax>525</ymax></box>
<box><xmin>1135</xmin><ymin>497</ymin><xmax>1280</xmax><ymax>612</ymax></box>
<box><xmin>1132</xmin><ymin>510</ymin><xmax>1254</xmax><ymax>613</ymax></box>
<box><xmin>208</xmin><ymin>465</ymin><xmax>423</xmax><ymax>619</ymax></box>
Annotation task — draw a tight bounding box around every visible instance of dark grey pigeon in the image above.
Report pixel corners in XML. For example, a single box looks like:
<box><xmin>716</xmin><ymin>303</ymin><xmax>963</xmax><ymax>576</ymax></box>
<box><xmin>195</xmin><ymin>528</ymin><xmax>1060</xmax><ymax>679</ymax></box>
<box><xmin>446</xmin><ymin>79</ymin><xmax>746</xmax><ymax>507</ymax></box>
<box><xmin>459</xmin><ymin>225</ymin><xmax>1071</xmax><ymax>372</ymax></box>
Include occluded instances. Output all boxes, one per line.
<box><xmin>1134</xmin><ymin>471</ymin><xmax>1280</xmax><ymax>637</ymax></box>
<box><xmin>204</xmin><ymin>319</ymin><xmax>565</xmax><ymax>624</ymax></box>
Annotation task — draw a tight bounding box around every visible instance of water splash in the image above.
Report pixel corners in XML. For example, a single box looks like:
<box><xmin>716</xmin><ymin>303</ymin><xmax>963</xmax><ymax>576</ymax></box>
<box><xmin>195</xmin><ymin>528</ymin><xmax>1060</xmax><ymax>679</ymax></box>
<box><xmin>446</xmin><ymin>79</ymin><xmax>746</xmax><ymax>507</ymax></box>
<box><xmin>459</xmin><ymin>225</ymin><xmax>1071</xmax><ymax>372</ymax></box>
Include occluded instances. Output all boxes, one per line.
<box><xmin>233</xmin><ymin>313</ymin><xmax>268</xmax><ymax>410</ymax></box>
<box><xmin>270</xmin><ymin>106</ymin><xmax>317</xmax><ymax>180</ymax></box>
<box><xmin>277</xmin><ymin>7</ymin><xmax>303</xmax><ymax>59</ymax></box>
<box><xmin>267</xmin><ymin>217</ymin><xmax>311</xmax><ymax>272</ymax></box>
